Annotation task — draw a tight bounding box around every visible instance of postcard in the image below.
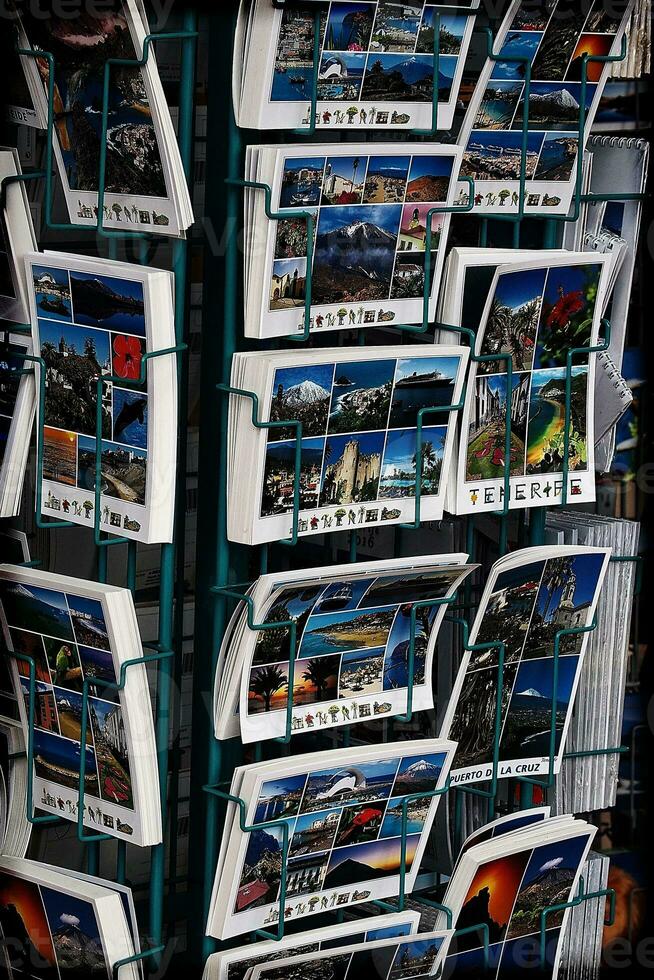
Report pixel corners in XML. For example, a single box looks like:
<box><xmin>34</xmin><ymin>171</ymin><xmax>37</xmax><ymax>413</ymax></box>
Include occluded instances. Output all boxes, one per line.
<box><xmin>227</xmin><ymin>347</ymin><xmax>468</xmax><ymax>544</ymax></box>
<box><xmin>0</xmin><ymin>565</ymin><xmax>162</xmax><ymax>846</ymax></box>
<box><xmin>26</xmin><ymin>252</ymin><xmax>177</xmax><ymax>543</ymax></box>
<box><xmin>13</xmin><ymin>0</ymin><xmax>193</xmax><ymax>237</ymax></box>
<box><xmin>0</xmin><ymin>718</ymin><xmax>30</xmax><ymax>858</ymax></box>
<box><xmin>240</xmin><ymin>560</ymin><xmax>476</xmax><ymax>740</ymax></box>
<box><xmin>440</xmin><ymin>815</ymin><xmax>595</xmax><ymax>978</ymax></box>
<box><xmin>457</xmin><ymin>0</ymin><xmax>635</xmax><ymax>215</ymax></box>
<box><xmin>441</xmin><ymin>545</ymin><xmax>610</xmax><ymax>786</ymax></box>
<box><xmin>0</xmin><ymin>856</ymin><xmax>140</xmax><ymax>979</ymax></box>
<box><xmin>454</xmin><ymin>253</ymin><xmax>611</xmax><ymax>515</ymax></box>
<box><xmin>235</xmin><ymin>0</ymin><xmax>480</xmax><ymax>131</ymax></box>
<box><xmin>207</xmin><ymin>739</ymin><xmax>455</xmax><ymax>938</ymax></box>
<box><xmin>246</xmin><ymin>144</ymin><xmax>463</xmax><ymax>338</ymax></box>
<box><xmin>247</xmin><ymin>929</ymin><xmax>453</xmax><ymax>980</ymax></box>
<box><xmin>0</xmin><ymin>149</ymin><xmax>38</xmax><ymax>324</ymax></box>
<box><xmin>203</xmin><ymin>911</ymin><xmax>421</xmax><ymax>980</ymax></box>
<box><xmin>0</xmin><ymin>331</ymin><xmax>36</xmax><ymax>519</ymax></box>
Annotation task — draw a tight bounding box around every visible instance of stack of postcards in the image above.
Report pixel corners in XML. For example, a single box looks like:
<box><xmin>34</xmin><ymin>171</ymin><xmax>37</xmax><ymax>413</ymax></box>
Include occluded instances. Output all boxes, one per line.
<box><xmin>0</xmin><ymin>565</ymin><xmax>162</xmax><ymax>847</ymax></box>
<box><xmin>441</xmin><ymin>545</ymin><xmax>610</xmax><ymax>788</ymax></box>
<box><xmin>206</xmin><ymin>738</ymin><xmax>455</xmax><ymax>939</ymax></box>
<box><xmin>0</xmin><ymin>717</ymin><xmax>30</xmax><ymax>858</ymax></box>
<box><xmin>233</xmin><ymin>0</ymin><xmax>480</xmax><ymax>132</ymax></box>
<box><xmin>226</xmin><ymin>346</ymin><xmax>468</xmax><ymax>543</ymax></box>
<box><xmin>0</xmin><ymin>856</ymin><xmax>142</xmax><ymax>979</ymax></box>
<box><xmin>25</xmin><ymin>251</ymin><xmax>177</xmax><ymax>543</ymax></box>
<box><xmin>0</xmin><ymin>150</ymin><xmax>38</xmax><ymax>518</ymax></box>
<box><xmin>243</xmin><ymin>143</ymin><xmax>463</xmax><ymax>339</ymax></box>
<box><xmin>213</xmin><ymin>555</ymin><xmax>477</xmax><ymax>742</ymax></box>
<box><xmin>558</xmin><ymin>850</ymin><xmax>611</xmax><ymax>980</ymax></box>
<box><xmin>458</xmin><ymin>0</ymin><xmax>635</xmax><ymax>216</ymax></box>
<box><xmin>544</xmin><ymin>512</ymin><xmax>640</xmax><ymax>814</ymax></box>
<box><xmin>14</xmin><ymin>0</ymin><xmax>194</xmax><ymax>237</ymax></box>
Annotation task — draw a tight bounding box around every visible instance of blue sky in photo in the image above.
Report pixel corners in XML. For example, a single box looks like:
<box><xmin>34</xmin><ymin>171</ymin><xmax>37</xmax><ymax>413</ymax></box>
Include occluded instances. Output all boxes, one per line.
<box><xmin>333</xmin><ymin>358</ymin><xmax>396</xmax><ymax>392</ymax></box>
<box><xmin>67</xmin><ymin>593</ymin><xmax>106</xmax><ymax>625</ymax></box>
<box><xmin>40</xmin><ymin>885</ymin><xmax>101</xmax><ymax>943</ymax></box>
<box><xmin>32</xmin><ymin>727</ymin><xmax>96</xmax><ymax>772</ymax></box>
<box><xmin>317</xmin><ymin>203</ymin><xmax>402</xmax><ymax>236</ymax></box>
<box><xmin>320</xmin><ymin>51</ymin><xmax>367</xmax><ymax>74</ymax></box>
<box><xmin>89</xmin><ymin>695</ymin><xmax>122</xmax><ymax>728</ymax></box>
<box><xmin>273</xmin><ymin>363</ymin><xmax>335</xmax><ymax>395</ymax></box>
<box><xmin>325</xmin><ymin>156</ymin><xmax>366</xmax><ymax>186</ymax></box>
<box><xmin>491</xmin><ymin>31</ymin><xmax>543</xmax><ymax>79</ymax></box>
<box><xmin>366</xmin><ymin>923</ymin><xmax>413</xmax><ymax>941</ymax></box>
<box><xmin>382</xmin><ymin>425</ymin><xmax>445</xmax><ymax>473</ymax></box>
<box><xmin>523</xmin><ymin>80</ymin><xmax>596</xmax><ymax>112</ymax></box>
<box><xmin>542</xmin><ymin>263</ymin><xmax>601</xmax><ymax>306</ymax></box>
<box><xmin>493</xmin><ymin>560</ymin><xmax>545</xmax><ymax>594</ymax></box>
<box><xmin>366</xmin><ymin>155</ymin><xmax>411</xmax><ymax>179</ymax></box>
<box><xmin>395</xmin><ymin>355</ymin><xmax>460</xmax><ymax>384</ymax></box>
<box><xmin>308</xmin><ymin>757</ymin><xmax>399</xmax><ymax>784</ymax></box>
<box><xmin>259</xmin><ymin>773</ymin><xmax>307</xmax><ymax>801</ymax></box>
<box><xmin>394</xmin><ymin>938</ymin><xmax>444</xmax><ymax>962</ymax></box>
<box><xmin>322</xmin><ymin>430</ymin><xmax>386</xmax><ymax>472</ymax></box>
<box><xmin>536</xmin><ymin>552</ymin><xmax>606</xmax><ymax>613</ymax></box>
<box><xmin>70</xmin><ymin>270</ymin><xmax>144</xmax><ymax>304</ymax></box>
<box><xmin>33</xmin><ymin>264</ymin><xmax>70</xmax><ymax>290</ymax></box>
<box><xmin>313</xmin><ymin>577</ymin><xmax>374</xmax><ymax>613</ymax></box>
<box><xmin>478</xmin><ymin>374</ymin><xmax>508</xmax><ymax>397</ymax></box>
<box><xmin>518</xmin><ymin>834</ymin><xmax>588</xmax><ymax>889</ymax></box>
<box><xmin>396</xmin><ymin>751</ymin><xmax>446</xmax><ymax>778</ymax></box>
<box><xmin>510</xmin><ymin>655</ymin><xmax>579</xmax><ymax>706</ymax></box>
<box><xmin>292</xmin><ymin>808</ymin><xmax>340</xmax><ymax>838</ymax></box>
<box><xmin>272</xmin><ymin>257</ymin><xmax>307</xmax><ymax>277</ymax></box>
<box><xmin>529</xmin><ymin>365</ymin><xmax>586</xmax><ymax>394</ymax></box>
<box><xmin>408</xmin><ymin>154</ymin><xmax>454</xmax><ymax>182</ymax></box>
<box><xmin>78</xmin><ymin>434</ymin><xmax>148</xmax><ymax>462</ymax></box>
<box><xmin>494</xmin><ymin>267</ymin><xmax>547</xmax><ymax>311</ymax></box>
<box><xmin>304</xmin><ymin>604</ymin><xmax>393</xmax><ymax>635</ymax></box>
<box><xmin>17</xmin><ymin>583</ymin><xmax>70</xmax><ymax>615</ymax></box>
<box><xmin>325</xmin><ymin>2</ymin><xmax>373</xmax><ymax>49</ymax></box>
<box><xmin>366</xmin><ymin>51</ymin><xmax>431</xmax><ymax>73</ymax></box>
<box><xmin>265</xmin><ymin>437</ymin><xmax>325</xmax><ymax>466</ymax></box>
<box><xmin>283</xmin><ymin>157</ymin><xmax>326</xmax><ymax>177</ymax></box>
<box><xmin>342</xmin><ymin>647</ymin><xmax>385</xmax><ymax>667</ymax></box>
<box><xmin>422</xmin><ymin>10</ymin><xmax>467</xmax><ymax>38</ymax></box>
<box><xmin>39</xmin><ymin>318</ymin><xmax>111</xmax><ymax>367</ymax></box>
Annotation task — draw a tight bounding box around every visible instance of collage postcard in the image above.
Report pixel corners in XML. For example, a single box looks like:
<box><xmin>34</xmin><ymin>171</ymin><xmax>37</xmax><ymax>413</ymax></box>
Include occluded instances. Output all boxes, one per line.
<box><xmin>458</xmin><ymin>0</ymin><xmax>635</xmax><ymax>215</ymax></box>
<box><xmin>245</xmin><ymin>143</ymin><xmax>463</xmax><ymax>338</ymax></box>
<box><xmin>0</xmin><ymin>565</ymin><xmax>162</xmax><ymax>846</ymax></box>
<box><xmin>26</xmin><ymin>252</ymin><xmax>177</xmax><ymax>543</ymax></box>
<box><xmin>207</xmin><ymin>739</ymin><xmax>455</xmax><ymax>938</ymax></box>
<box><xmin>227</xmin><ymin>347</ymin><xmax>468</xmax><ymax>544</ymax></box>
<box><xmin>454</xmin><ymin>253</ymin><xmax>611</xmax><ymax>515</ymax></box>
<box><xmin>442</xmin><ymin>545</ymin><xmax>610</xmax><ymax>786</ymax></box>
<box><xmin>234</xmin><ymin>0</ymin><xmax>480</xmax><ymax>131</ymax></box>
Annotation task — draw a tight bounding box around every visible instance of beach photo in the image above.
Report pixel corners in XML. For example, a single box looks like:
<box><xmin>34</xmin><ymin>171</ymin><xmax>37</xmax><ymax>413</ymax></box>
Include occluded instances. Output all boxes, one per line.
<box><xmin>39</xmin><ymin>318</ymin><xmax>112</xmax><ymax>439</ymax></box>
<box><xmin>43</xmin><ymin>427</ymin><xmax>77</xmax><ymax>487</ymax></box>
<box><xmin>418</xmin><ymin>11</ymin><xmax>467</xmax><ymax>55</ymax></box>
<box><xmin>392</xmin><ymin>752</ymin><xmax>446</xmax><ymax>795</ymax></box>
<box><xmin>533</xmin><ymin>133</ymin><xmax>578</xmax><ymax>181</ymax></box>
<box><xmin>319</xmin><ymin>431</ymin><xmax>385</xmax><ymax>506</ymax></box>
<box><xmin>289</xmin><ymin>808</ymin><xmax>340</xmax><ymax>858</ymax></box>
<box><xmin>481</xmin><ymin>267</ymin><xmax>546</xmax><ymax>373</ymax></box>
<box><xmin>513</xmin><ymin>81</ymin><xmax>596</xmax><ymax>130</ymax></box>
<box><xmin>270</xmin><ymin>363</ymin><xmax>334</xmax><ymax>439</ymax></box>
<box><xmin>247</xmin><ymin>663</ymin><xmax>290</xmax><ymax>714</ymax></box>
<box><xmin>523</xmin><ymin>551</ymin><xmax>606</xmax><ymax>658</ymax></box>
<box><xmin>379</xmin><ymin>425</ymin><xmax>445</xmax><ymax>499</ymax></box>
<box><xmin>361</xmin><ymin>54</ymin><xmax>435</xmax><ymax>102</ymax></box>
<box><xmin>339</xmin><ymin>648</ymin><xmax>385</xmax><ymax>697</ymax></box>
<box><xmin>69</xmin><ymin>271</ymin><xmax>146</xmax><ymax>336</ymax></box>
<box><xmin>371</xmin><ymin>0</ymin><xmax>422</xmax><ymax>52</ymax></box>
<box><xmin>0</xmin><ymin>580</ymin><xmax>74</xmax><ymax>642</ymax></box>
<box><xmin>406</xmin><ymin>154</ymin><xmax>453</xmax><ymax>202</ymax></box>
<box><xmin>312</xmin><ymin>204</ymin><xmax>401</xmax><ymax>305</ymax></box>
<box><xmin>498</xmin><ymin>654</ymin><xmax>579</xmax><ymax>761</ymax></box>
<box><xmin>322</xmin><ymin>157</ymin><xmax>366</xmax><ymax>206</ymax></box>
<box><xmin>89</xmin><ymin>696</ymin><xmax>133</xmax><ymax>809</ymax></box>
<box><xmin>472</xmin><ymin>561</ymin><xmax>545</xmax><ymax>668</ymax></box>
<box><xmin>328</xmin><ymin>358</ymin><xmax>394</xmax><ymax>434</ymax></box>
<box><xmin>292</xmin><ymin>655</ymin><xmax>340</xmax><ymax>706</ymax></box>
<box><xmin>389</xmin><ymin>355</ymin><xmax>459</xmax><ymax>426</ymax></box>
<box><xmin>535</xmin><ymin>262</ymin><xmax>601</xmax><ymax>368</ymax></box>
<box><xmin>261</xmin><ymin>437</ymin><xmax>324</xmax><ymax>517</ymax></box>
<box><xmin>269</xmin><ymin>258</ymin><xmax>307</xmax><ymax>311</ymax></box>
<box><xmin>525</xmin><ymin>366</ymin><xmax>587</xmax><ymax>474</ymax></box>
<box><xmin>33</xmin><ymin>727</ymin><xmax>99</xmax><ymax>795</ymax></box>
<box><xmin>324</xmin><ymin>2</ymin><xmax>374</xmax><ymax>51</ymax></box>
<box><xmin>491</xmin><ymin>31</ymin><xmax>543</xmax><ymax>80</ymax></box>
<box><xmin>334</xmin><ymin>800</ymin><xmax>386</xmax><ymax>847</ymax></box>
<box><xmin>473</xmin><ymin>81</ymin><xmax>524</xmax><ymax>129</ymax></box>
<box><xmin>280</xmin><ymin>157</ymin><xmax>325</xmax><ymax>209</ymax></box>
<box><xmin>77</xmin><ymin>436</ymin><xmax>147</xmax><ymax>506</ymax></box>
<box><xmin>300</xmin><ymin>758</ymin><xmax>399</xmax><ymax>814</ymax></box>
<box><xmin>363</xmin><ymin>155</ymin><xmax>410</xmax><ymax>204</ymax></box>
<box><xmin>380</xmin><ymin>795</ymin><xmax>430</xmax><ymax>840</ymax></box>
<box><xmin>462</xmin><ymin>130</ymin><xmax>544</xmax><ymax>181</ymax></box>
<box><xmin>323</xmin><ymin>834</ymin><xmax>419</xmax><ymax>887</ymax></box>
<box><xmin>300</xmin><ymin>606</ymin><xmax>396</xmax><ymax>658</ymax></box>
<box><xmin>317</xmin><ymin>52</ymin><xmax>367</xmax><ymax>100</ymax></box>
<box><xmin>52</xmin><ymin>687</ymin><xmax>92</xmax><ymax>743</ymax></box>
<box><xmin>32</xmin><ymin>265</ymin><xmax>72</xmax><ymax>322</ymax></box>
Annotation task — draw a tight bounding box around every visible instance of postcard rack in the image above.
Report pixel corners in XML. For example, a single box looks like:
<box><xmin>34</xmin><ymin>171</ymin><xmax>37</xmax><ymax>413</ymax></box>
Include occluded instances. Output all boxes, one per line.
<box><xmin>0</xmin><ymin>0</ymin><xmax>645</xmax><ymax>974</ymax></box>
<box><xmin>1</xmin><ymin>9</ymin><xmax>199</xmax><ymax>976</ymax></box>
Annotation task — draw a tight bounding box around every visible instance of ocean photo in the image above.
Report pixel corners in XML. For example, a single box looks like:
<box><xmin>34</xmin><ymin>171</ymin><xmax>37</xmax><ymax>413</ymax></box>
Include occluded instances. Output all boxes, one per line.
<box><xmin>280</xmin><ymin>157</ymin><xmax>325</xmax><ymax>208</ymax></box>
<box><xmin>317</xmin><ymin>53</ymin><xmax>367</xmax><ymax>101</ymax></box>
<box><xmin>379</xmin><ymin>425</ymin><xmax>445</xmax><ymax>499</ymax></box>
<box><xmin>328</xmin><ymin>358</ymin><xmax>395</xmax><ymax>434</ymax></box>
<box><xmin>300</xmin><ymin>606</ymin><xmax>396</xmax><ymax>657</ymax></box>
<box><xmin>462</xmin><ymin>130</ymin><xmax>544</xmax><ymax>181</ymax></box>
<box><xmin>491</xmin><ymin>31</ymin><xmax>543</xmax><ymax>80</ymax></box>
<box><xmin>526</xmin><ymin>366</ymin><xmax>587</xmax><ymax>474</ymax></box>
<box><xmin>389</xmin><ymin>355</ymin><xmax>459</xmax><ymax>427</ymax></box>
<box><xmin>70</xmin><ymin>271</ymin><xmax>146</xmax><ymax>335</ymax></box>
<box><xmin>474</xmin><ymin>81</ymin><xmax>524</xmax><ymax>129</ymax></box>
<box><xmin>0</xmin><ymin>580</ymin><xmax>74</xmax><ymax>641</ymax></box>
<box><xmin>32</xmin><ymin>265</ymin><xmax>72</xmax><ymax>322</ymax></box>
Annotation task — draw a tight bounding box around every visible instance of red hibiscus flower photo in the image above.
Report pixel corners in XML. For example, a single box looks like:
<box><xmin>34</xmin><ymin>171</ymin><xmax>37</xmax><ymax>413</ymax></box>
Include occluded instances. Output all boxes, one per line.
<box><xmin>112</xmin><ymin>334</ymin><xmax>144</xmax><ymax>382</ymax></box>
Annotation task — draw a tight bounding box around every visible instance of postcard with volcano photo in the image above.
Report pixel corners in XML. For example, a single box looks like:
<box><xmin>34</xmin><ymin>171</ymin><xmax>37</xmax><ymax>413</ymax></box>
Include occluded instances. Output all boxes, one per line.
<box><xmin>207</xmin><ymin>739</ymin><xmax>455</xmax><ymax>938</ymax></box>
<box><xmin>0</xmin><ymin>565</ymin><xmax>162</xmax><ymax>846</ymax></box>
<box><xmin>456</xmin><ymin>0</ymin><xmax>635</xmax><ymax>215</ymax></box>
<box><xmin>234</xmin><ymin>0</ymin><xmax>479</xmax><ymax>132</ymax></box>
<box><xmin>454</xmin><ymin>253</ymin><xmax>611</xmax><ymax>515</ymax></box>
<box><xmin>246</xmin><ymin>143</ymin><xmax>463</xmax><ymax>338</ymax></box>
<box><xmin>441</xmin><ymin>545</ymin><xmax>609</xmax><ymax>786</ymax></box>
<box><xmin>26</xmin><ymin>252</ymin><xmax>177</xmax><ymax>544</ymax></box>
<box><xmin>241</xmin><ymin>560</ymin><xmax>476</xmax><ymax>741</ymax></box>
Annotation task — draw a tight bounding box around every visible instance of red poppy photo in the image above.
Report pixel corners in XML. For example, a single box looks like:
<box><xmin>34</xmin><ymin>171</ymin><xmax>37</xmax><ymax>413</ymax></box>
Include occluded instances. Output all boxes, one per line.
<box><xmin>112</xmin><ymin>333</ymin><xmax>145</xmax><ymax>384</ymax></box>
